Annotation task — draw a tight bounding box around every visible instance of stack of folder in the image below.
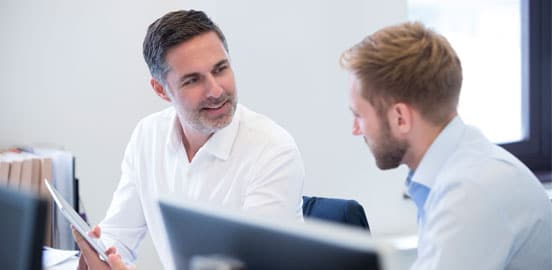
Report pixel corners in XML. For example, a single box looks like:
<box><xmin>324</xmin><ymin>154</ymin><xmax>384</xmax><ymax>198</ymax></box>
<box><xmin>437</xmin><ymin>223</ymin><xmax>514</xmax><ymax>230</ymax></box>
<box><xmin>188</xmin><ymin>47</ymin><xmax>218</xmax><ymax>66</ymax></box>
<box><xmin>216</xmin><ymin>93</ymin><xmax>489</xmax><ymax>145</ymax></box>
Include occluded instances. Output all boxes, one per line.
<box><xmin>0</xmin><ymin>147</ymin><xmax>77</xmax><ymax>250</ymax></box>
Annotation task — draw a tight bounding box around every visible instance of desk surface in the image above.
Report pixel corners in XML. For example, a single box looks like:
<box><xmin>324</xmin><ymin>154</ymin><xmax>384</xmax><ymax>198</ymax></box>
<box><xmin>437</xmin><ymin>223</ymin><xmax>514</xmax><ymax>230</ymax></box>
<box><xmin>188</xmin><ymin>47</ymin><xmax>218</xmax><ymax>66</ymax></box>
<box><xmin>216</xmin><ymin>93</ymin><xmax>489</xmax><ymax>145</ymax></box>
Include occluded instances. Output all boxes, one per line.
<box><xmin>42</xmin><ymin>235</ymin><xmax>418</xmax><ymax>270</ymax></box>
<box><xmin>43</xmin><ymin>255</ymin><xmax>416</xmax><ymax>270</ymax></box>
<box><xmin>43</xmin><ymin>248</ymin><xmax>79</xmax><ymax>270</ymax></box>
<box><xmin>45</xmin><ymin>257</ymin><xmax>78</xmax><ymax>270</ymax></box>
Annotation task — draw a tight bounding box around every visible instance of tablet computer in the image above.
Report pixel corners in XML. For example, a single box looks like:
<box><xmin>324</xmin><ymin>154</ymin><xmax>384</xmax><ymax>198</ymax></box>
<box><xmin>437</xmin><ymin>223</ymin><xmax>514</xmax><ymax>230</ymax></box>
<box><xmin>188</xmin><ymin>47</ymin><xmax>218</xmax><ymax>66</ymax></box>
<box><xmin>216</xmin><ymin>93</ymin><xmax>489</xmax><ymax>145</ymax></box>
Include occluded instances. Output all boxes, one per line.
<box><xmin>44</xmin><ymin>179</ymin><xmax>109</xmax><ymax>261</ymax></box>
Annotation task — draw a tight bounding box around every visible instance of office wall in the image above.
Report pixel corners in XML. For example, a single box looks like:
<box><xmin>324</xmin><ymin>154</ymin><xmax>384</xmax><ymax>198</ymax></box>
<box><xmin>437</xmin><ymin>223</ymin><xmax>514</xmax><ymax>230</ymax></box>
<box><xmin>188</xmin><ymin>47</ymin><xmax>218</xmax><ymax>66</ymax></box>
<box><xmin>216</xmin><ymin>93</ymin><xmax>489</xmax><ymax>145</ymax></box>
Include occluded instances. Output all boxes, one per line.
<box><xmin>0</xmin><ymin>0</ymin><xmax>414</xmax><ymax>268</ymax></box>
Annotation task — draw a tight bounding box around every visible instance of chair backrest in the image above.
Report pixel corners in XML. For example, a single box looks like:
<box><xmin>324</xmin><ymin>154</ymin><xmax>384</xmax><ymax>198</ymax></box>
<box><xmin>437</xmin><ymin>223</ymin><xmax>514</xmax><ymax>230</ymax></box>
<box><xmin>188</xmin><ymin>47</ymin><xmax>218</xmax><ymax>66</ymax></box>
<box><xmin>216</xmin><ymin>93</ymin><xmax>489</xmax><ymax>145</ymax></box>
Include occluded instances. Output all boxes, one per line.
<box><xmin>302</xmin><ymin>196</ymin><xmax>370</xmax><ymax>232</ymax></box>
<box><xmin>0</xmin><ymin>186</ymin><xmax>47</xmax><ymax>270</ymax></box>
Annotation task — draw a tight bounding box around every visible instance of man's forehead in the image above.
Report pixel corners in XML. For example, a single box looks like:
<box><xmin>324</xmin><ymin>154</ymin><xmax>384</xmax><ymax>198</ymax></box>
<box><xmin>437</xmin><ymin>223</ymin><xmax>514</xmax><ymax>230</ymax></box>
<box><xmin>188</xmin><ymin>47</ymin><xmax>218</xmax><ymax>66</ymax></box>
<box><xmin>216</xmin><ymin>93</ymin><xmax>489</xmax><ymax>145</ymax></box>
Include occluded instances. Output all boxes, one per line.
<box><xmin>166</xmin><ymin>33</ymin><xmax>227</xmax><ymax>64</ymax></box>
<box><xmin>164</xmin><ymin>40</ymin><xmax>228</xmax><ymax>79</ymax></box>
<box><xmin>349</xmin><ymin>78</ymin><xmax>364</xmax><ymax>97</ymax></box>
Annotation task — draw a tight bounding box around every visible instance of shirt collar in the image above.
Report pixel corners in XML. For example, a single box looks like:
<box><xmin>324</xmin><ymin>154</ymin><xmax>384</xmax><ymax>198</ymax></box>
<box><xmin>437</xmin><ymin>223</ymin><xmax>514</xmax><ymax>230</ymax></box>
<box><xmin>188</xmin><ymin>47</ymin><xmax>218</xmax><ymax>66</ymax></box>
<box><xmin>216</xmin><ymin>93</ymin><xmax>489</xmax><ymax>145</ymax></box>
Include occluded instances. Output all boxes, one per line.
<box><xmin>406</xmin><ymin>170</ymin><xmax>431</xmax><ymax>220</ymax></box>
<box><xmin>408</xmin><ymin>115</ymin><xmax>466</xmax><ymax>189</ymax></box>
<box><xmin>167</xmin><ymin>108</ymin><xmax>182</xmax><ymax>153</ymax></box>
<box><xmin>166</xmin><ymin>104</ymin><xmax>242</xmax><ymax>161</ymax></box>
<box><xmin>202</xmin><ymin>104</ymin><xmax>241</xmax><ymax>160</ymax></box>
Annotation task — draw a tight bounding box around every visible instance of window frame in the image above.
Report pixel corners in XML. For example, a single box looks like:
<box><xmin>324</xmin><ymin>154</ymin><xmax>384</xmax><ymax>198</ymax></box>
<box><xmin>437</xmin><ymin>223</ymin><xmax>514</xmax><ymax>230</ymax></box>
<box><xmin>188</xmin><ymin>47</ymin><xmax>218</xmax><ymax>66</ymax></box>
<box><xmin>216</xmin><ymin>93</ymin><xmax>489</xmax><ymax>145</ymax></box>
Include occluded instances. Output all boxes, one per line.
<box><xmin>499</xmin><ymin>0</ymin><xmax>551</xmax><ymax>182</ymax></box>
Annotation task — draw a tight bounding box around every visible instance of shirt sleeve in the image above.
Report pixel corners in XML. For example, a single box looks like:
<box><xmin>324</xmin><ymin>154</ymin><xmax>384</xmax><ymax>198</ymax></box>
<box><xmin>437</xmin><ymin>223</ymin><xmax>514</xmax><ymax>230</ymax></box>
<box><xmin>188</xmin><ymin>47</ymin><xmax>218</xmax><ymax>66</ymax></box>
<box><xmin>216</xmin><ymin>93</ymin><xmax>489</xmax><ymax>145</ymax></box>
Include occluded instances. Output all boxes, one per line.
<box><xmin>98</xmin><ymin>125</ymin><xmax>148</xmax><ymax>264</ymax></box>
<box><xmin>242</xmin><ymin>144</ymin><xmax>305</xmax><ymax>221</ymax></box>
<box><xmin>411</xmin><ymin>179</ymin><xmax>514</xmax><ymax>270</ymax></box>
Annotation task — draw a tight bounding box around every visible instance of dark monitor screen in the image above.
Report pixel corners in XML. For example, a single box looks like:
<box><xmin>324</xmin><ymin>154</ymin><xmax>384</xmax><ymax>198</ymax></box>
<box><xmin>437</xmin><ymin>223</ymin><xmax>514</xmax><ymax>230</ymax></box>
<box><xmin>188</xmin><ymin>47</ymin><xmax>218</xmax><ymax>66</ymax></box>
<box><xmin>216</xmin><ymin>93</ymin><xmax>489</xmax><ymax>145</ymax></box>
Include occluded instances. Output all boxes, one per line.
<box><xmin>159</xmin><ymin>199</ymin><xmax>383</xmax><ymax>270</ymax></box>
<box><xmin>0</xmin><ymin>186</ymin><xmax>46</xmax><ymax>270</ymax></box>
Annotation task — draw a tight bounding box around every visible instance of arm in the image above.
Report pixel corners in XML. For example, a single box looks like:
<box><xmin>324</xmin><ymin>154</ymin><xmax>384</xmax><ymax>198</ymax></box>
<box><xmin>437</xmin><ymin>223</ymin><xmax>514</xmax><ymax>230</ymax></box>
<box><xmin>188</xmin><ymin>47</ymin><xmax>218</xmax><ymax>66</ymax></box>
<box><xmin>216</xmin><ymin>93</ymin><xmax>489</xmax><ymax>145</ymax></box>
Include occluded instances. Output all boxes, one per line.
<box><xmin>71</xmin><ymin>123</ymin><xmax>146</xmax><ymax>269</ymax></box>
<box><xmin>243</xmin><ymin>144</ymin><xmax>305</xmax><ymax>220</ymax></box>
<box><xmin>99</xmin><ymin>170</ymin><xmax>147</xmax><ymax>263</ymax></box>
<box><xmin>411</xmin><ymin>179</ymin><xmax>513</xmax><ymax>270</ymax></box>
<box><xmin>98</xmin><ymin>125</ymin><xmax>148</xmax><ymax>264</ymax></box>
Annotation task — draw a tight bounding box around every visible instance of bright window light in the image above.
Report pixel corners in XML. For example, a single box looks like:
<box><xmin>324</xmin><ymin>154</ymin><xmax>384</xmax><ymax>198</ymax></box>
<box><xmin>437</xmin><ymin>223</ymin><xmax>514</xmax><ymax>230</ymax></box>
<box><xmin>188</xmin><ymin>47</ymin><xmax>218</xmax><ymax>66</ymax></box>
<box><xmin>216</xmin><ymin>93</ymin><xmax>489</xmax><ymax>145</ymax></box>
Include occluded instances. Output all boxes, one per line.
<box><xmin>408</xmin><ymin>0</ymin><xmax>523</xmax><ymax>144</ymax></box>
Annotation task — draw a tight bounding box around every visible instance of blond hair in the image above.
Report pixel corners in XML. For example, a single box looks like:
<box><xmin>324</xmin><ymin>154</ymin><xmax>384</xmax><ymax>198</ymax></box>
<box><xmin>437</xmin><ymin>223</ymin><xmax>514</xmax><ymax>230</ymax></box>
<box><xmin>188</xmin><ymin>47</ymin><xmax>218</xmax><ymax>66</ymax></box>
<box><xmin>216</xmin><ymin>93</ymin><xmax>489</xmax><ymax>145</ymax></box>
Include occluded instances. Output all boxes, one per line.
<box><xmin>341</xmin><ymin>22</ymin><xmax>462</xmax><ymax>125</ymax></box>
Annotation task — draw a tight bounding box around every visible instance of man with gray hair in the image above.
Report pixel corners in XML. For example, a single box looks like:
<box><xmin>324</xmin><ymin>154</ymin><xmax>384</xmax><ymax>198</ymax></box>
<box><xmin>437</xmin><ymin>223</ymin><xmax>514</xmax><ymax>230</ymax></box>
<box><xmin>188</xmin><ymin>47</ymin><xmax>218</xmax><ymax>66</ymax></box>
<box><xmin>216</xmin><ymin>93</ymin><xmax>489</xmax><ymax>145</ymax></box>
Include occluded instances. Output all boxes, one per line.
<box><xmin>72</xmin><ymin>10</ymin><xmax>304</xmax><ymax>270</ymax></box>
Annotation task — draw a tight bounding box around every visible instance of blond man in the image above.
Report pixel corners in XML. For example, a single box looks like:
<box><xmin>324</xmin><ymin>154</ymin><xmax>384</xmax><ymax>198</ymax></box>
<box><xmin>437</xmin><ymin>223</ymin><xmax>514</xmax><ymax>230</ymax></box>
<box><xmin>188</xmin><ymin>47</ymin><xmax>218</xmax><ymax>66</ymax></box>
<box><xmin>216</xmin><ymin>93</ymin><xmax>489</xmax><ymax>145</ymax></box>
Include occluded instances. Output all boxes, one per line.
<box><xmin>341</xmin><ymin>22</ymin><xmax>552</xmax><ymax>269</ymax></box>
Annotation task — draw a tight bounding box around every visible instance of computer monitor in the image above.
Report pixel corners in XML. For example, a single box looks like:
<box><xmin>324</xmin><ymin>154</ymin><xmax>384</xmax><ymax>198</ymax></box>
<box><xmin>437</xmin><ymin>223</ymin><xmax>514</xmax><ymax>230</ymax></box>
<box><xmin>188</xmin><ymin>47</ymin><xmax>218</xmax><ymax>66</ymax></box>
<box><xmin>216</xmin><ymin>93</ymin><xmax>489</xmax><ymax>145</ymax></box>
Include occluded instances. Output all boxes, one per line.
<box><xmin>159</xmin><ymin>199</ymin><xmax>403</xmax><ymax>270</ymax></box>
<box><xmin>0</xmin><ymin>186</ymin><xmax>47</xmax><ymax>270</ymax></box>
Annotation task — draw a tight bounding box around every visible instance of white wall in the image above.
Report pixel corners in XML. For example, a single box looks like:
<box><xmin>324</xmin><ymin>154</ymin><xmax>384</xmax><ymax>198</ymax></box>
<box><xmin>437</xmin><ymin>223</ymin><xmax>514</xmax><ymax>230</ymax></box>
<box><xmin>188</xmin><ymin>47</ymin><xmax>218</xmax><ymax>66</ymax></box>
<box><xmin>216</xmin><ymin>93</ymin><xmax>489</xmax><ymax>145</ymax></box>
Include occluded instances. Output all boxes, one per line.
<box><xmin>0</xmin><ymin>1</ymin><xmax>415</xmax><ymax>268</ymax></box>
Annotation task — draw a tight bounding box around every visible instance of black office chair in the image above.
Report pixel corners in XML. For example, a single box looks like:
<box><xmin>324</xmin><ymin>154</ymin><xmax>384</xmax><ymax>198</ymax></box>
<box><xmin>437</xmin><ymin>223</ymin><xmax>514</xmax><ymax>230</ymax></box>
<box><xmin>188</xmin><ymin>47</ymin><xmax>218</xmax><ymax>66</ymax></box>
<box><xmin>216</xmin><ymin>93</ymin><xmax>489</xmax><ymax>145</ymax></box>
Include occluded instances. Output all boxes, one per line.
<box><xmin>302</xmin><ymin>196</ymin><xmax>370</xmax><ymax>232</ymax></box>
<box><xmin>0</xmin><ymin>186</ymin><xmax>47</xmax><ymax>270</ymax></box>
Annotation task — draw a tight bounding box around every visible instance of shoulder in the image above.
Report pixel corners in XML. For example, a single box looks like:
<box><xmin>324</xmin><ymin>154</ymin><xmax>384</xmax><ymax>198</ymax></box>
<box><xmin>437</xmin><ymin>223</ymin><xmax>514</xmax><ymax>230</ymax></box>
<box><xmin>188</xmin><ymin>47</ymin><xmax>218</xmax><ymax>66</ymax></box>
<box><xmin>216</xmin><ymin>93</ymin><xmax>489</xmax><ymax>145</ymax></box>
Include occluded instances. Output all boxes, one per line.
<box><xmin>135</xmin><ymin>106</ymin><xmax>174</xmax><ymax>130</ymax></box>
<box><xmin>126</xmin><ymin>106</ymin><xmax>174</xmax><ymax>146</ymax></box>
<box><xmin>431</xmin><ymin>126</ymin><xmax>548</xmax><ymax>220</ymax></box>
<box><xmin>236</xmin><ymin>105</ymin><xmax>298</xmax><ymax>150</ymax></box>
<box><xmin>437</xmin><ymin>125</ymin><xmax>536</xmax><ymax>190</ymax></box>
<box><xmin>132</xmin><ymin>107</ymin><xmax>174</xmax><ymax>135</ymax></box>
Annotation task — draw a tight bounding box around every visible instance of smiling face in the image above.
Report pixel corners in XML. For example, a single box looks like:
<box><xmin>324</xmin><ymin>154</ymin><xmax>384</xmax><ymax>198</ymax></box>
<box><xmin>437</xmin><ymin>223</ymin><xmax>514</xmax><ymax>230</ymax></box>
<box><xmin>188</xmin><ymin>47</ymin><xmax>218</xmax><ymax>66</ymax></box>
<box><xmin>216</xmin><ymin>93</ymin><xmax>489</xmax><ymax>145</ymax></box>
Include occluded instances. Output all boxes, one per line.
<box><xmin>155</xmin><ymin>31</ymin><xmax>237</xmax><ymax>135</ymax></box>
<box><xmin>349</xmin><ymin>77</ymin><xmax>407</xmax><ymax>170</ymax></box>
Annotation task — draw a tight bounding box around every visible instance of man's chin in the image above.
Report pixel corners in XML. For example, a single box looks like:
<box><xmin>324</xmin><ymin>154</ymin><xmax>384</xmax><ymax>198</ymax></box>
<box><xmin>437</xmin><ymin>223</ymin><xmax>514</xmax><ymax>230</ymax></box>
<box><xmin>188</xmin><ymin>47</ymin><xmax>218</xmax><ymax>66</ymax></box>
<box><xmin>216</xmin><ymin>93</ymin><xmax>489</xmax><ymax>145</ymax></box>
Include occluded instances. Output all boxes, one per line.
<box><xmin>210</xmin><ymin>118</ymin><xmax>232</xmax><ymax>130</ymax></box>
<box><xmin>374</xmin><ymin>157</ymin><xmax>402</xmax><ymax>170</ymax></box>
<box><xmin>375</xmin><ymin>162</ymin><xmax>400</xmax><ymax>170</ymax></box>
<box><xmin>198</xmin><ymin>114</ymin><xmax>233</xmax><ymax>132</ymax></box>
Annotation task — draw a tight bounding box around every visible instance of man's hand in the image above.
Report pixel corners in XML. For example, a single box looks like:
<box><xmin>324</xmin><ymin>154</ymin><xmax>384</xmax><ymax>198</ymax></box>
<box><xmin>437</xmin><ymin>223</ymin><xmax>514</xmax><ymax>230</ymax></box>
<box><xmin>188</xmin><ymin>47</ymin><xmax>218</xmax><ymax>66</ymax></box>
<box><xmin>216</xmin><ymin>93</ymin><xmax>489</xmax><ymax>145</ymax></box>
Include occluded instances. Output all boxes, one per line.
<box><xmin>107</xmin><ymin>253</ymin><xmax>137</xmax><ymax>270</ymax></box>
<box><xmin>71</xmin><ymin>225</ymin><xmax>135</xmax><ymax>270</ymax></box>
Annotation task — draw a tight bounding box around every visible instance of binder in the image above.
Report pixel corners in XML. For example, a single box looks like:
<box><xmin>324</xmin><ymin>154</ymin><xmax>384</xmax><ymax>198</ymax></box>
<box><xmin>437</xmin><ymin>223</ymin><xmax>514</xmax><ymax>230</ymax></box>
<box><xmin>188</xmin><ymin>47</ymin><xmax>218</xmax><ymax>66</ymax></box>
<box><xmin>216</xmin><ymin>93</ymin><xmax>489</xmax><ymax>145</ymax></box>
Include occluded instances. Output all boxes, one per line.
<box><xmin>0</xmin><ymin>147</ymin><xmax>78</xmax><ymax>250</ymax></box>
<box><xmin>8</xmin><ymin>159</ymin><xmax>22</xmax><ymax>190</ymax></box>
<box><xmin>0</xmin><ymin>160</ymin><xmax>10</xmax><ymax>186</ymax></box>
<box><xmin>40</xmin><ymin>158</ymin><xmax>54</xmax><ymax>247</ymax></box>
<box><xmin>20</xmin><ymin>156</ymin><xmax>40</xmax><ymax>193</ymax></box>
<box><xmin>0</xmin><ymin>152</ymin><xmax>23</xmax><ymax>190</ymax></box>
<box><xmin>32</xmin><ymin>147</ymin><xmax>77</xmax><ymax>250</ymax></box>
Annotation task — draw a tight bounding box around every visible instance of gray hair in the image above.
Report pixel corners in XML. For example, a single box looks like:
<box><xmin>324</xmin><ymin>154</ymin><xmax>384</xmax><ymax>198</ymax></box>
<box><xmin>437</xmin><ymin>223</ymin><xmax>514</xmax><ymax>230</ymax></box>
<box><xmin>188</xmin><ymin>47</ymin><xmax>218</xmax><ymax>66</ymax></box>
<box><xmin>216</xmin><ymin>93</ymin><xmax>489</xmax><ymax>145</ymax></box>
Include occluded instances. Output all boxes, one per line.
<box><xmin>143</xmin><ymin>10</ymin><xmax>228</xmax><ymax>84</ymax></box>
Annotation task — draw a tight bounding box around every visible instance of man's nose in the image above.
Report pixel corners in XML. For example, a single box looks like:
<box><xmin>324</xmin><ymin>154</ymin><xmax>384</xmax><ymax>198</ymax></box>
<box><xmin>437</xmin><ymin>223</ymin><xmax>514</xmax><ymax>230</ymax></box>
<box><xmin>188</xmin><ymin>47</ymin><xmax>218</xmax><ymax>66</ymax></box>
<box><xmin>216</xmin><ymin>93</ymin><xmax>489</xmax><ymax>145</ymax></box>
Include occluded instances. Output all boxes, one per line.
<box><xmin>352</xmin><ymin>120</ymin><xmax>361</xmax><ymax>136</ymax></box>
<box><xmin>205</xmin><ymin>74</ymin><xmax>223</xmax><ymax>98</ymax></box>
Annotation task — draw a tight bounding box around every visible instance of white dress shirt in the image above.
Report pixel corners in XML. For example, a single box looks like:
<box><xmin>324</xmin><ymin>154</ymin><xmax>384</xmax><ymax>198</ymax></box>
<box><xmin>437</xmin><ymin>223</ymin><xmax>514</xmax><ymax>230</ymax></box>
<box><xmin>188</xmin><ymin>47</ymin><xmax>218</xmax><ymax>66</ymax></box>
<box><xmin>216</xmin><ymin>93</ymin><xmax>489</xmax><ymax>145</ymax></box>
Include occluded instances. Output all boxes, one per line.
<box><xmin>408</xmin><ymin>116</ymin><xmax>552</xmax><ymax>270</ymax></box>
<box><xmin>99</xmin><ymin>104</ymin><xmax>305</xmax><ymax>270</ymax></box>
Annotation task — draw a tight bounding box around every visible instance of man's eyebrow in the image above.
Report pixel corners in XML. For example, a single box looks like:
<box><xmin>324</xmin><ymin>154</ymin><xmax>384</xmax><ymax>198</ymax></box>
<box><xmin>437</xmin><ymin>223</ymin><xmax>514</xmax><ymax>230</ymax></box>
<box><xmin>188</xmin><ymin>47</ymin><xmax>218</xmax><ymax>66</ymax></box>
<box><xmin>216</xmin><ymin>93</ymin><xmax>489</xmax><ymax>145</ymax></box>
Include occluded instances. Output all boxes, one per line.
<box><xmin>178</xmin><ymin>72</ymin><xmax>200</xmax><ymax>84</ymax></box>
<box><xmin>349</xmin><ymin>106</ymin><xmax>361</xmax><ymax>116</ymax></box>
<box><xmin>212</xmin><ymin>59</ymin><xmax>229</xmax><ymax>70</ymax></box>
<box><xmin>176</xmin><ymin>59</ymin><xmax>230</xmax><ymax>84</ymax></box>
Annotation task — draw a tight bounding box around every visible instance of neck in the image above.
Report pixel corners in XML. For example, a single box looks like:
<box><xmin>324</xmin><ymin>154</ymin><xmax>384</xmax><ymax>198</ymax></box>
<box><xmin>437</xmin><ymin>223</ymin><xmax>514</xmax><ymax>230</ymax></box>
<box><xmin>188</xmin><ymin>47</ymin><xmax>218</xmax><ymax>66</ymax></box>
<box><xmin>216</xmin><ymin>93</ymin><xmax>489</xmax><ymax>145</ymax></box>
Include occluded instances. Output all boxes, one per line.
<box><xmin>404</xmin><ymin>113</ymin><xmax>457</xmax><ymax>170</ymax></box>
<box><xmin>178</xmin><ymin>120</ymin><xmax>213</xmax><ymax>162</ymax></box>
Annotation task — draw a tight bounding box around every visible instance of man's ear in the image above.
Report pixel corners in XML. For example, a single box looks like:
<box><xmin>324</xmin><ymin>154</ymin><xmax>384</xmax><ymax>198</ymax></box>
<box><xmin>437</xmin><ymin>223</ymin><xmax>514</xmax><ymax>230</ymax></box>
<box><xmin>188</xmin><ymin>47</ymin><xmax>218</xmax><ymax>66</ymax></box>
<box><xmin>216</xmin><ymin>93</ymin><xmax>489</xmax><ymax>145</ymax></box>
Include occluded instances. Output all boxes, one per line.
<box><xmin>151</xmin><ymin>79</ymin><xmax>171</xmax><ymax>102</ymax></box>
<box><xmin>387</xmin><ymin>102</ymin><xmax>413</xmax><ymax>136</ymax></box>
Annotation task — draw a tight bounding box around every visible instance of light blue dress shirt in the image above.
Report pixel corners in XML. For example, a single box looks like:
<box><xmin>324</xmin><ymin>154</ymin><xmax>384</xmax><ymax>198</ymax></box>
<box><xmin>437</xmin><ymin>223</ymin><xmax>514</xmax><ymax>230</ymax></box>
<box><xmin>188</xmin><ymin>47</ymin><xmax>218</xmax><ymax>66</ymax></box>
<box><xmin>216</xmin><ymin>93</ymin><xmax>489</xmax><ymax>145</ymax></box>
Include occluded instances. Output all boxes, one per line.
<box><xmin>407</xmin><ymin>116</ymin><xmax>552</xmax><ymax>270</ymax></box>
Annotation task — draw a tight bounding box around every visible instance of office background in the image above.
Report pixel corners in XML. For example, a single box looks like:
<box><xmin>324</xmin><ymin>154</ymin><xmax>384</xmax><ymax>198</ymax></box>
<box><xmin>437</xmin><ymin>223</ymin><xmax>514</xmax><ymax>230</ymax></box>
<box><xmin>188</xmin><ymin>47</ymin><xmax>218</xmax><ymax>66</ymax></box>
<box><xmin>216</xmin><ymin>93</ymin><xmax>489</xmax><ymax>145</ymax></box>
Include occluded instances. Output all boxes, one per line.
<box><xmin>0</xmin><ymin>0</ymin><xmax>415</xmax><ymax>268</ymax></box>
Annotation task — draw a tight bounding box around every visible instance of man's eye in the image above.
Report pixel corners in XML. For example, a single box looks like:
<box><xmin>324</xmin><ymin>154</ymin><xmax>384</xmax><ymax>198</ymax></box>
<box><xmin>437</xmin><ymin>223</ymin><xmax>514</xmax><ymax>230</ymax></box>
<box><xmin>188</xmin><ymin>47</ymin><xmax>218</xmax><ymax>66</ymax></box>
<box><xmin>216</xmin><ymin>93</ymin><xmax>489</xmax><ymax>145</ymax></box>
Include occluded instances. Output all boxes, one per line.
<box><xmin>214</xmin><ymin>65</ymin><xmax>228</xmax><ymax>74</ymax></box>
<box><xmin>182</xmin><ymin>77</ymin><xmax>198</xmax><ymax>86</ymax></box>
